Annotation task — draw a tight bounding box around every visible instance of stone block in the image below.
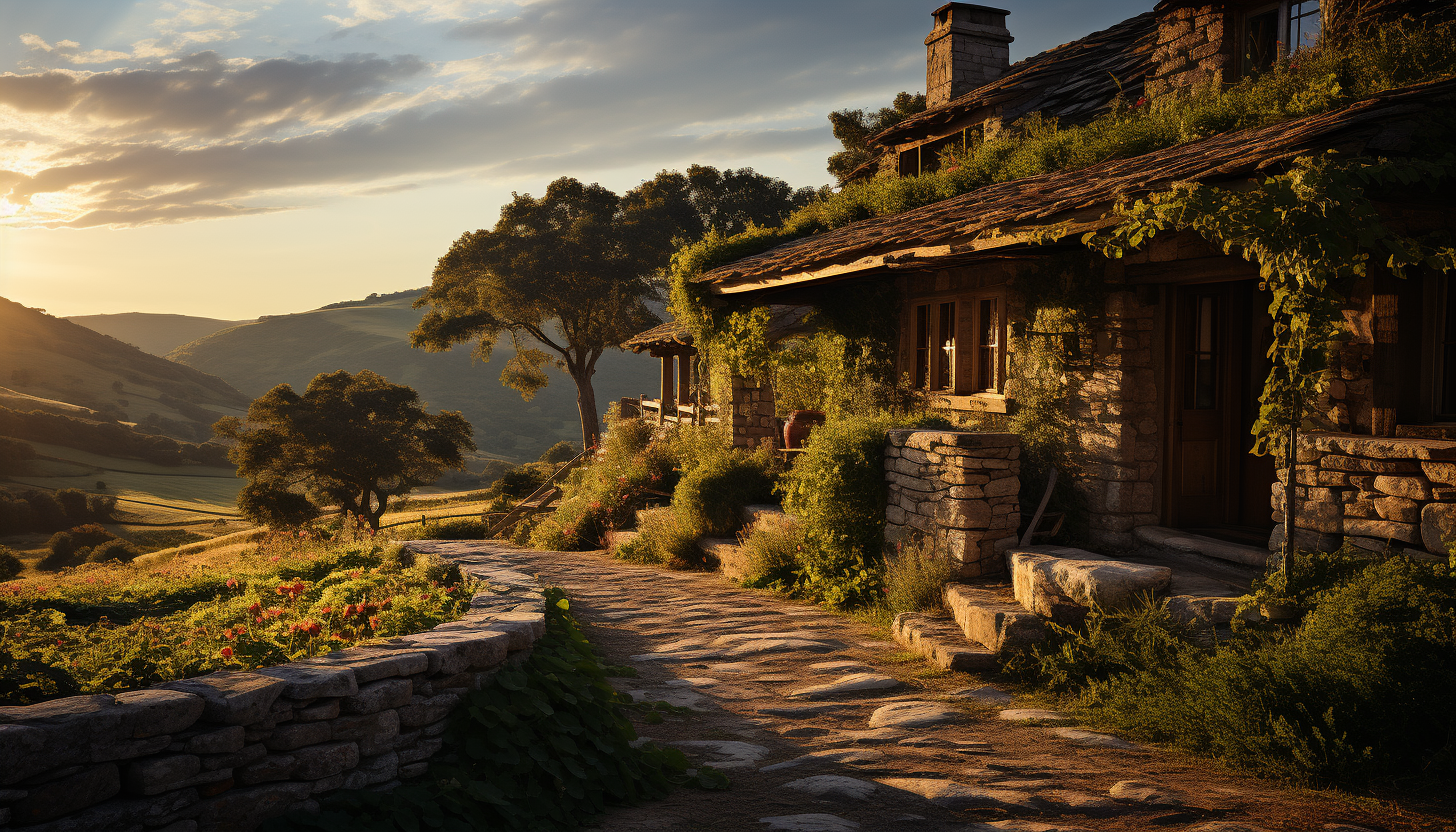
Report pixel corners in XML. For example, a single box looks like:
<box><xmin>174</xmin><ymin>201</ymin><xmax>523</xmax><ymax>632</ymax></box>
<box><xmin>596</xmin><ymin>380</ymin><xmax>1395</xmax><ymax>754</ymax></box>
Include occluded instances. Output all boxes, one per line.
<box><xmin>182</xmin><ymin>727</ymin><xmax>245</xmax><ymax>756</ymax></box>
<box><xmin>201</xmin><ymin>743</ymin><xmax>265</xmax><ymax>772</ymax></box>
<box><xmin>264</xmin><ymin>720</ymin><xmax>331</xmax><ymax>752</ymax></box>
<box><xmin>1422</xmin><ymin>461</ymin><xmax>1456</xmax><ymax>485</ymax></box>
<box><xmin>1373</xmin><ymin>475</ymin><xmax>1434</xmax><ymax>500</ymax></box>
<box><xmin>302</xmin><ymin>649</ymin><xmax>429</xmax><ymax>684</ymax></box>
<box><xmin>236</xmin><ymin>753</ymin><xmax>297</xmax><ymax>786</ymax></box>
<box><xmin>1293</xmin><ymin>500</ymin><xmax>1342</xmax><ymax>534</ymax></box>
<box><xmin>10</xmin><ymin>764</ymin><xmax>120</xmax><ymax>824</ymax></box>
<box><xmin>1320</xmin><ymin>455</ymin><xmax>1421</xmax><ymax>474</ymax></box>
<box><xmin>122</xmin><ymin>754</ymin><xmax>200</xmax><ymax>797</ymax></box>
<box><xmin>293</xmin><ymin>742</ymin><xmax>360</xmax><ymax>780</ymax></box>
<box><xmin>255</xmin><ymin>665</ymin><xmax>358</xmax><ymax>700</ymax></box>
<box><xmin>1374</xmin><ymin>496</ymin><xmax>1420</xmax><ymax>524</ymax></box>
<box><xmin>342</xmin><ymin>679</ymin><xmax>413</xmax><ymax>715</ymax></box>
<box><xmin>1422</xmin><ymin>503</ymin><xmax>1456</xmax><ymax>554</ymax></box>
<box><xmin>397</xmin><ymin>693</ymin><xmax>461</xmax><ymax>729</ymax></box>
<box><xmin>1343</xmin><ymin>518</ymin><xmax>1421</xmax><ymax>544</ymax></box>
<box><xmin>397</xmin><ymin>737</ymin><xmax>443</xmax><ymax>765</ymax></box>
<box><xmin>294</xmin><ymin>700</ymin><xmax>340</xmax><ymax>722</ymax></box>
<box><xmin>197</xmin><ymin>782</ymin><xmax>312</xmax><ymax>831</ymax></box>
<box><xmin>936</xmin><ymin>499</ymin><xmax>992</xmax><ymax>530</ymax></box>
<box><xmin>942</xmin><ymin>584</ymin><xmax>1044</xmax><ymax>654</ymax></box>
<box><xmin>329</xmin><ymin>710</ymin><xmax>399</xmax><ymax>745</ymax></box>
<box><xmin>159</xmin><ymin>672</ymin><xmax>287</xmax><ymax>726</ymax></box>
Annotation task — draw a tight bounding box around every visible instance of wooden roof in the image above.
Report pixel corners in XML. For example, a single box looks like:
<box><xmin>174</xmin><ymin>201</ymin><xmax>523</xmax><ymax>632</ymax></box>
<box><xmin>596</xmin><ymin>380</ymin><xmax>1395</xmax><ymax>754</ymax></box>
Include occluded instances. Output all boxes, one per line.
<box><xmin>869</xmin><ymin>12</ymin><xmax>1157</xmax><ymax>150</ymax></box>
<box><xmin>698</xmin><ymin>79</ymin><xmax>1456</xmax><ymax>295</ymax></box>
<box><xmin>623</xmin><ymin>306</ymin><xmax>816</xmax><ymax>352</ymax></box>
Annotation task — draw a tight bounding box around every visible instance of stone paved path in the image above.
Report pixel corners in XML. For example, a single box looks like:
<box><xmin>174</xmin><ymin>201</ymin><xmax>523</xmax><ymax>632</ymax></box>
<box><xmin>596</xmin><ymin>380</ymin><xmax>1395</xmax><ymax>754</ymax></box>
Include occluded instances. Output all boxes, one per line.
<box><xmin>412</xmin><ymin>542</ymin><xmax>1437</xmax><ymax>832</ymax></box>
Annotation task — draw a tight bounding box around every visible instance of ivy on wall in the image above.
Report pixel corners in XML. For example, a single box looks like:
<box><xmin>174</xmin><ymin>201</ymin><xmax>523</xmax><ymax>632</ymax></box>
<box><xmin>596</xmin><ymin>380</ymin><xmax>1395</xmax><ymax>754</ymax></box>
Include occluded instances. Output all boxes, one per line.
<box><xmin>1085</xmin><ymin>153</ymin><xmax>1456</xmax><ymax>455</ymax></box>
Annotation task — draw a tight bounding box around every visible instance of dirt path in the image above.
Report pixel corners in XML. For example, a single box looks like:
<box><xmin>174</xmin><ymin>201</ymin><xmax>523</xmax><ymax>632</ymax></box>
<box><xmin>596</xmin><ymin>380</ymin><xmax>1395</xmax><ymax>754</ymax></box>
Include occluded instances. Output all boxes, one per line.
<box><xmin>413</xmin><ymin>542</ymin><xmax>1446</xmax><ymax>832</ymax></box>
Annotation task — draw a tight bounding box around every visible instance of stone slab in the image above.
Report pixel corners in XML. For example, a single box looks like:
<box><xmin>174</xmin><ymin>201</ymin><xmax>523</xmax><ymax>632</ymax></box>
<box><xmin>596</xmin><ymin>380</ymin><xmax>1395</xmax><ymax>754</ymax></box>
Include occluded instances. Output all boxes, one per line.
<box><xmin>942</xmin><ymin>583</ymin><xmax>1045</xmax><ymax>653</ymax></box>
<box><xmin>891</xmin><ymin>613</ymin><xmax>997</xmax><ymax>672</ymax></box>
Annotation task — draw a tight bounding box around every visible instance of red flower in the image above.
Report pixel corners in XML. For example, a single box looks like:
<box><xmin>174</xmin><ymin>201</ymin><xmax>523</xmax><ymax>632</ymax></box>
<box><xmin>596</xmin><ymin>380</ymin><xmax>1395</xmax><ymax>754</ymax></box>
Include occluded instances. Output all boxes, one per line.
<box><xmin>306</xmin><ymin>622</ymin><xmax>322</xmax><ymax>637</ymax></box>
<box><xmin>367</xmin><ymin>616</ymin><xmax>380</xmax><ymax>629</ymax></box>
<box><xmin>320</xmin><ymin>606</ymin><xmax>332</xmax><ymax>615</ymax></box>
<box><xmin>226</xmin><ymin>578</ymin><xmax>238</xmax><ymax>589</ymax></box>
<box><xmin>220</xmin><ymin>646</ymin><xmax>234</xmax><ymax>658</ymax></box>
<box><xmin>248</xmin><ymin>602</ymin><xmax>262</xmax><ymax>615</ymax></box>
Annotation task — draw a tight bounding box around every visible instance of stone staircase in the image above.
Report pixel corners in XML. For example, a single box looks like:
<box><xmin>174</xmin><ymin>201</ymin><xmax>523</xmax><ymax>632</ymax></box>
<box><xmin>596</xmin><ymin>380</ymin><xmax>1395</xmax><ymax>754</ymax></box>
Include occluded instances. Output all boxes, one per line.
<box><xmin>605</xmin><ymin>504</ymin><xmax>794</xmax><ymax>583</ymax></box>
<box><xmin>893</xmin><ymin>541</ymin><xmax>1262</xmax><ymax>670</ymax></box>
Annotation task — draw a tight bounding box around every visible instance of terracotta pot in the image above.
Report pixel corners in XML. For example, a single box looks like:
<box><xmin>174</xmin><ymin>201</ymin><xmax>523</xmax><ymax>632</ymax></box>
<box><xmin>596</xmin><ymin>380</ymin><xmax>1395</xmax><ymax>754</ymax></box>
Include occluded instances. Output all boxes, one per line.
<box><xmin>782</xmin><ymin>410</ymin><xmax>826</xmax><ymax>449</ymax></box>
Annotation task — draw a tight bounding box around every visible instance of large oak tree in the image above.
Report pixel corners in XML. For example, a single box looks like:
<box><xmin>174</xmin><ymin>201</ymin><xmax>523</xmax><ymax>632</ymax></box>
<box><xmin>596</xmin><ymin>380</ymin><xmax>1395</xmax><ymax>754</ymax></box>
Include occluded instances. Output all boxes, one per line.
<box><xmin>412</xmin><ymin>167</ymin><xmax>815</xmax><ymax>448</ymax></box>
<box><xmin>214</xmin><ymin>369</ymin><xmax>473</xmax><ymax>529</ymax></box>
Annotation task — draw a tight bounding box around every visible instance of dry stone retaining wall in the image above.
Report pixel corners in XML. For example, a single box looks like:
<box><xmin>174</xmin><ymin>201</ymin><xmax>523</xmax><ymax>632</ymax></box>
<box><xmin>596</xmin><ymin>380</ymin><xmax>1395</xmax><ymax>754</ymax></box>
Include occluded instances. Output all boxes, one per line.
<box><xmin>1273</xmin><ymin>431</ymin><xmax>1456</xmax><ymax>556</ymax></box>
<box><xmin>0</xmin><ymin>546</ymin><xmax>545</xmax><ymax>832</ymax></box>
<box><xmin>884</xmin><ymin>430</ymin><xmax>1020</xmax><ymax>578</ymax></box>
<box><xmin>729</xmin><ymin>375</ymin><xmax>777</xmax><ymax>449</ymax></box>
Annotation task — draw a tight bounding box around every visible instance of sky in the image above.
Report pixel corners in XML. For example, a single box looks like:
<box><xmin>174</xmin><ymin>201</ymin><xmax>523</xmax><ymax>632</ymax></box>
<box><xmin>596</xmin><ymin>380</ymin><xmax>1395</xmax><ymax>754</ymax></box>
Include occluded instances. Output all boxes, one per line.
<box><xmin>0</xmin><ymin>0</ymin><xmax>1149</xmax><ymax>319</ymax></box>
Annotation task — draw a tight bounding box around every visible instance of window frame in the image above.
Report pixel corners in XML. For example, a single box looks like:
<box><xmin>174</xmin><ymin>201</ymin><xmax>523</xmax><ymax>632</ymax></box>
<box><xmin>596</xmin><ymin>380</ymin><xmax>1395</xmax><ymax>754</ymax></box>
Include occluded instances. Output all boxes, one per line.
<box><xmin>907</xmin><ymin>290</ymin><xmax>1007</xmax><ymax>397</ymax></box>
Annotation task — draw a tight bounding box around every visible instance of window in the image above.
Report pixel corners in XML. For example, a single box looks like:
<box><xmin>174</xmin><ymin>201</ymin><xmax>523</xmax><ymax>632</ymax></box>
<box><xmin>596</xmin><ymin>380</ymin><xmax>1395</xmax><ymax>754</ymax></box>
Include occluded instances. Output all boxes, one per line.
<box><xmin>1186</xmin><ymin>293</ymin><xmax>1219</xmax><ymax>410</ymax></box>
<box><xmin>1244</xmin><ymin>5</ymin><xmax>1281</xmax><ymax>74</ymax></box>
<box><xmin>909</xmin><ymin>293</ymin><xmax>1004</xmax><ymax>395</ymax></box>
<box><xmin>1288</xmin><ymin>1</ymin><xmax>1321</xmax><ymax>54</ymax></box>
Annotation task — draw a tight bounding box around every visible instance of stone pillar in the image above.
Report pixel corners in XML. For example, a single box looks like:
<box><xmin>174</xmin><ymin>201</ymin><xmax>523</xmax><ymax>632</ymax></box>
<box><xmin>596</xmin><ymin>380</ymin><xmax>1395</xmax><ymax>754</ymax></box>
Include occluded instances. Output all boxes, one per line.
<box><xmin>884</xmin><ymin>429</ymin><xmax>1020</xmax><ymax>578</ymax></box>
<box><xmin>729</xmin><ymin>375</ymin><xmax>778</xmax><ymax>449</ymax></box>
<box><xmin>925</xmin><ymin>4</ymin><xmax>1013</xmax><ymax>108</ymax></box>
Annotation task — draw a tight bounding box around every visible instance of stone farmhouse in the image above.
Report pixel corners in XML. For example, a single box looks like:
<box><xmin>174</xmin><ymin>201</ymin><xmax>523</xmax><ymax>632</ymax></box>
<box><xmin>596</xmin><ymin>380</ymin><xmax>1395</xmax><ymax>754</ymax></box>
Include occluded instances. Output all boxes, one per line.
<box><xmin>629</xmin><ymin>0</ymin><xmax>1456</xmax><ymax>574</ymax></box>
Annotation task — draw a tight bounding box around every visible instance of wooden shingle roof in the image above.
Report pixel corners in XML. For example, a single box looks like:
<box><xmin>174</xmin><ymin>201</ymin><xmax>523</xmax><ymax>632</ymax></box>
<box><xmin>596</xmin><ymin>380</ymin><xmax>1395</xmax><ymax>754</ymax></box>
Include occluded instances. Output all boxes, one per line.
<box><xmin>698</xmin><ymin>79</ymin><xmax>1456</xmax><ymax>295</ymax></box>
<box><xmin>623</xmin><ymin>306</ymin><xmax>816</xmax><ymax>352</ymax></box>
<box><xmin>869</xmin><ymin>12</ymin><xmax>1158</xmax><ymax>150</ymax></box>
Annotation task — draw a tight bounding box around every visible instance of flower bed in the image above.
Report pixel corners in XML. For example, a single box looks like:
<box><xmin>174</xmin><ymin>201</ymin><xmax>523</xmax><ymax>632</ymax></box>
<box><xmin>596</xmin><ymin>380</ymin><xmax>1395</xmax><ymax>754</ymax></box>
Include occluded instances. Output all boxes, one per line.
<box><xmin>0</xmin><ymin>535</ymin><xmax>472</xmax><ymax>705</ymax></box>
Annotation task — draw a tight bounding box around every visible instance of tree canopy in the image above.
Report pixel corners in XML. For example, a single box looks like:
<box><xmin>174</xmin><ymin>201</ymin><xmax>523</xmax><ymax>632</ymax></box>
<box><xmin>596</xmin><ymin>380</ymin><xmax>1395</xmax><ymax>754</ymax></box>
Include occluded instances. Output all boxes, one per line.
<box><xmin>412</xmin><ymin>165</ymin><xmax>815</xmax><ymax>448</ymax></box>
<box><xmin>826</xmin><ymin>91</ymin><xmax>927</xmax><ymax>182</ymax></box>
<box><xmin>214</xmin><ymin>369</ymin><xmax>473</xmax><ymax>529</ymax></box>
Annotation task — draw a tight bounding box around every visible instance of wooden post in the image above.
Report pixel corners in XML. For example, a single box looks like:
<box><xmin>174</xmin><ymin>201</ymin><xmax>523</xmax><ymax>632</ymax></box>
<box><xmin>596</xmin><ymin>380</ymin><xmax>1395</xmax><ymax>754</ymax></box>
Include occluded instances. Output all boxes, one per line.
<box><xmin>677</xmin><ymin>352</ymin><xmax>692</xmax><ymax>410</ymax></box>
<box><xmin>1372</xmin><ymin>271</ymin><xmax>1399</xmax><ymax>436</ymax></box>
<box><xmin>1283</xmin><ymin>424</ymin><xmax>1297</xmax><ymax>567</ymax></box>
<box><xmin>658</xmin><ymin>354</ymin><xmax>673</xmax><ymax>424</ymax></box>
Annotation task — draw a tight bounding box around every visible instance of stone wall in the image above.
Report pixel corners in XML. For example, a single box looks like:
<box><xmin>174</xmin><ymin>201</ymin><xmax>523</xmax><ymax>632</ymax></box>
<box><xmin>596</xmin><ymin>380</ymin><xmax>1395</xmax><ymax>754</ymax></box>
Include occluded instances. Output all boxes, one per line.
<box><xmin>1146</xmin><ymin>3</ymin><xmax>1234</xmax><ymax>99</ymax></box>
<box><xmin>884</xmin><ymin>430</ymin><xmax>1021</xmax><ymax>578</ymax></box>
<box><xmin>1065</xmin><ymin>280</ymin><xmax>1164</xmax><ymax>552</ymax></box>
<box><xmin>729</xmin><ymin>375</ymin><xmax>777</xmax><ymax>449</ymax></box>
<box><xmin>1273</xmin><ymin>432</ymin><xmax>1456</xmax><ymax>556</ymax></box>
<box><xmin>0</xmin><ymin>548</ymin><xmax>546</xmax><ymax>832</ymax></box>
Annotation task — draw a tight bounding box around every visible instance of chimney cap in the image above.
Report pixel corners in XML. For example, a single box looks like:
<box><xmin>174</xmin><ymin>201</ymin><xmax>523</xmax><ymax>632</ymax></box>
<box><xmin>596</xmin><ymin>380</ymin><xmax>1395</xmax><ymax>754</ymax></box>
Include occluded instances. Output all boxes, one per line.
<box><xmin>932</xmin><ymin>3</ymin><xmax>1011</xmax><ymax>20</ymax></box>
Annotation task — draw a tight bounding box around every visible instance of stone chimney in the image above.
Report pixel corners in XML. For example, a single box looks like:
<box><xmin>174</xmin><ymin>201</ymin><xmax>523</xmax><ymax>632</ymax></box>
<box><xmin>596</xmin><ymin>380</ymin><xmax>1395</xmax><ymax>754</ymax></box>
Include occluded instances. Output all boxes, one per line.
<box><xmin>925</xmin><ymin>3</ymin><xmax>1013</xmax><ymax>108</ymax></box>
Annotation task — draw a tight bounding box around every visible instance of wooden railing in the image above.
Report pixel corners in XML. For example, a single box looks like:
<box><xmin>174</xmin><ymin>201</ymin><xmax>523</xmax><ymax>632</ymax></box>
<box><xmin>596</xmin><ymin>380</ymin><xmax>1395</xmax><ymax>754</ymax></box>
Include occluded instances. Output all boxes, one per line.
<box><xmin>635</xmin><ymin>397</ymin><xmax>720</xmax><ymax>425</ymax></box>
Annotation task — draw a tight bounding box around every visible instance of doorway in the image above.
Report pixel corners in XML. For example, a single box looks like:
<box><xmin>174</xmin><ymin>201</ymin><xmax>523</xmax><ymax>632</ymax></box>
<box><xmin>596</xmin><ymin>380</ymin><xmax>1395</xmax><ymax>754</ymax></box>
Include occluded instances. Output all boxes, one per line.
<box><xmin>1165</xmin><ymin>280</ymin><xmax>1277</xmax><ymax>539</ymax></box>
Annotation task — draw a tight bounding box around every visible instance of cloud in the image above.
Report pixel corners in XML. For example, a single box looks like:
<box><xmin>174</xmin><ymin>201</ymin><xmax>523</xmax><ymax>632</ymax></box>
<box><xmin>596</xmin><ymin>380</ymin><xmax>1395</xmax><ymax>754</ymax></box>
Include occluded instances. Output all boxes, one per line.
<box><xmin>325</xmin><ymin>0</ymin><xmax>505</xmax><ymax>29</ymax></box>
<box><xmin>5</xmin><ymin>0</ymin><xmax>1056</xmax><ymax>229</ymax></box>
<box><xmin>20</xmin><ymin>1</ymin><xmax>261</xmax><ymax>66</ymax></box>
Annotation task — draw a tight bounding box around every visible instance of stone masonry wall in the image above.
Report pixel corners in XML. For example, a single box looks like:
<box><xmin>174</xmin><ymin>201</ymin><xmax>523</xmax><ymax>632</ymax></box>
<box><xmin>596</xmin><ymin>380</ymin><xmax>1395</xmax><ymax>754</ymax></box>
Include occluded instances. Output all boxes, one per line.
<box><xmin>729</xmin><ymin>375</ymin><xmax>777</xmax><ymax>449</ymax></box>
<box><xmin>0</xmin><ymin>547</ymin><xmax>545</xmax><ymax>832</ymax></box>
<box><xmin>1065</xmin><ymin>279</ymin><xmax>1164</xmax><ymax>552</ymax></box>
<box><xmin>1273</xmin><ymin>432</ymin><xmax>1456</xmax><ymax>556</ymax></box>
<box><xmin>1146</xmin><ymin>3</ymin><xmax>1234</xmax><ymax>99</ymax></box>
<box><xmin>884</xmin><ymin>430</ymin><xmax>1020</xmax><ymax>578</ymax></box>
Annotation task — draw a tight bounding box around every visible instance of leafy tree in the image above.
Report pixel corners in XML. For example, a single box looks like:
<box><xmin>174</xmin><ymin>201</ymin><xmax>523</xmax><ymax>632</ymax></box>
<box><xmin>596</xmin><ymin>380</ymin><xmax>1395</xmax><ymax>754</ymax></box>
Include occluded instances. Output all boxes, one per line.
<box><xmin>826</xmin><ymin>91</ymin><xmax>927</xmax><ymax>182</ymax></box>
<box><xmin>214</xmin><ymin>370</ymin><xmax>474</xmax><ymax>530</ymax></box>
<box><xmin>413</xmin><ymin>168</ymin><xmax>813</xmax><ymax>448</ymax></box>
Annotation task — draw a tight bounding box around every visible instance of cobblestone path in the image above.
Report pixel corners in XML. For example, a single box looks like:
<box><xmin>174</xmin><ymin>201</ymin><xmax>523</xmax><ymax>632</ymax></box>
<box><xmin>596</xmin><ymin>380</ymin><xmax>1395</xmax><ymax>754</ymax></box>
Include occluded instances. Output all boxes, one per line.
<box><xmin>414</xmin><ymin>542</ymin><xmax>1432</xmax><ymax>832</ymax></box>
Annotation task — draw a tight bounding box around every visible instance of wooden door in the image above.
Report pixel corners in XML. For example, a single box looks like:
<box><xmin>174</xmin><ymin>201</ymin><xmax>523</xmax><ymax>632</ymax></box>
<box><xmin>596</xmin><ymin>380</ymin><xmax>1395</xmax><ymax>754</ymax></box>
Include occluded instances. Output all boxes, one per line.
<box><xmin>1167</xmin><ymin>281</ymin><xmax>1276</xmax><ymax>534</ymax></box>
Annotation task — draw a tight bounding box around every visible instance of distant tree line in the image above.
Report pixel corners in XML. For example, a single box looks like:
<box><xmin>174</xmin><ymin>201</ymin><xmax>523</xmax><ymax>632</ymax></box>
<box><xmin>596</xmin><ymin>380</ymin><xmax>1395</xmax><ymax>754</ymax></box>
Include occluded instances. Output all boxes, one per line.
<box><xmin>0</xmin><ymin>486</ymin><xmax>116</xmax><ymax>536</ymax></box>
<box><xmin>0</xmin><ymin>406</ymin><xmax>229</xmax><ymax>467</ymax></box>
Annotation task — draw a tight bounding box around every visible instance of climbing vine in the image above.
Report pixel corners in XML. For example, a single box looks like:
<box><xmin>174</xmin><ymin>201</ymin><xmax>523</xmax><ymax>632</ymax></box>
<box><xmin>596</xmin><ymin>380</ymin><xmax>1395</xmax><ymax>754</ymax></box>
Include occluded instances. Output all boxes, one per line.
<box><xmin>1085</xmin><ymin>152</ymin><xmax>1456</xmax><ymax>455</ymax></box>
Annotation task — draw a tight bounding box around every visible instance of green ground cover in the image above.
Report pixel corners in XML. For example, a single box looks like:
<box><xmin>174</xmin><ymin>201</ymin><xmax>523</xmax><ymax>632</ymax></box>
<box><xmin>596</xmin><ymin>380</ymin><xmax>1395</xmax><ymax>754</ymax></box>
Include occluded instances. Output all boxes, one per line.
<box><xmin>0</xmin><ymin>536</ymin><xmax>470</xmax><ymax>705</ymax></box>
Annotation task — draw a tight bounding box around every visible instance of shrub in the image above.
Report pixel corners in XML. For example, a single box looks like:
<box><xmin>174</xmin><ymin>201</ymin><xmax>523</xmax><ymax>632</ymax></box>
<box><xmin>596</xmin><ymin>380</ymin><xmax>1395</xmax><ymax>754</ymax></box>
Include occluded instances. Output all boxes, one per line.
<box><xmin>39</xmin><ymin>524</ymin><xmax>118</xmax><ymax>571</ymax></box>
<box><xmin>495</xmin><ymin>466</ymin><xmax>548</xmax><ymax>499</ymax></box>
<box><xmin>421</xmin><ymin>518</ymin><xmax>490</xmax><ymax>540</ymax></box>
<box><xmin>671</xmin><ymin>447</ymin><xmax>777</xmax><ymax>536</ymax></box>
<box><xmin>736</xmin><ymin>516</ymin><xmax>807</xmax><ymax>590</ymax></box>
<box><xmin>882</xmin><ymin>533</ymin><xmax>958</xmax><ymax>615</ymax></box>
<box><xmin>0</xmin><ymin>546</ymin><xmax>21</xmax><ymax>581</ymax></box>
<box><xmin>85</xmin><ymin>539</ymin><xmax>140</xmax><ymax>564</ymax></box>
<box><xmin>1014</xmin><ymin>553</ymin><xmax>1456</xmax><ymax>787</ymax></box>
<box><xmin>538</xmin><ymin>440</ymin><xmax>579</xmax><ymax>465</ymax></box>
<box><xmin>616</xmin><ymin>509</ymin><xmax>701</xmax><ymax>568</ymax></box>
<box><xmin>0</xmin><ymin>437</ymin><xmax>36</xmax><ymax>475</ymax></box>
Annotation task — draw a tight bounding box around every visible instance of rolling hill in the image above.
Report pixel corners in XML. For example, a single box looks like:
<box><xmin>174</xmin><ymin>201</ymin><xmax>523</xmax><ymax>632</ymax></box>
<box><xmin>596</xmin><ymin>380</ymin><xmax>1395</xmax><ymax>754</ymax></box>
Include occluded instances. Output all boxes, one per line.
<box><xmin>0</xmin><ymin>296</ymin><xmax>250</xmax><ymax>445</ymax></box>
<box><xmin>168</xmin><ymin>290</ymin><xmax>661</xmax><ymax>461</ymax></box>
<box><xmin>66</xmin><ymin>312</ymin><xmax>251</xmax><ymax>357</ymax></box>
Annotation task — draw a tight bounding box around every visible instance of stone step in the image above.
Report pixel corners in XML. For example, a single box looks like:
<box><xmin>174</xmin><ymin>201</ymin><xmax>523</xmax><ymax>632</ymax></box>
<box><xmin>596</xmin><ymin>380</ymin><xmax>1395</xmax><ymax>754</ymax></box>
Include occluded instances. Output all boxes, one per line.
<box><xmin>891</xmin><ymin>612</ymin><xmax>998</xmax><ymax>672</ymax></box>
<box><xmin>742</xmin><ymin>503</ymin><xmax>788</xmax><ymax>527</ymax></box>
<box><xmin>604</xmin><ymin>529</ymin><xmax>639</xmax><ymax>550</ymax></box>
<box><xmin>1006</xmin><ymin>546</ymin><xmax>1171</xmax><ymax>624</ymax></box>
<box><xmin>941</xmin><ymin>582</ymin><xmax>1045</xmax><ymax>654</ymax></box>
<box><xmin>700</xmin><ymin>537</ymin><xmax>753</xmax><ymax>582</ymax></box>
<box><xmin>634</xmin><ymin>506</ymin><xmax>673</xmax><ymax>530</ymax></box>
<box><xmin>1132</xmin><ymin>525</ymin><xmax>1269</xmax><ymax>567</ymax></box>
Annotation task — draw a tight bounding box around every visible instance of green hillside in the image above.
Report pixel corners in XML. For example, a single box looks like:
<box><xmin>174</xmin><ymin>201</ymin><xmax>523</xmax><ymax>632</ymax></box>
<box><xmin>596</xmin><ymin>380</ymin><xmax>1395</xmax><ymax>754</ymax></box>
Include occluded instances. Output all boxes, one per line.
<box><xmin>66</xmin><ymin>312</ymin><xmax>251</xmax><ymax>357</ymax></box>
<box><xmin>168</xmin><ymin>291</ymin><xmax>661</xmax><ymax>461</ymax></box>
<box><xmin>0</xmin><ymin>297</ymin><xmax>250</xmax><ymax>444</ymax></box>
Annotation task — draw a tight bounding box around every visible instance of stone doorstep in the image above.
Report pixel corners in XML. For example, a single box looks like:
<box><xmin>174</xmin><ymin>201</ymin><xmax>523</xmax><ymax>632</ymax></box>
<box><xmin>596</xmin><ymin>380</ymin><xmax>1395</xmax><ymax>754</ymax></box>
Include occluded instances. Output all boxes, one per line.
<box><xmin>1131</xmin><ymin>525</ymin><xmax>1269</xmax><ymax>568</ymax></box>
<box><xmin>700</xmin><ymin>538</ymin><xmax>754</xmax><ymax>583</ymax></box>
<box><xmin>890</xmin><ymin>612</ymin><xmax>998</xmax><ymax>672</ymax></box>
<box><xmin>941</xmin><ymin>582</ymin><xmax>1045</xmax><ymax>655</ymax></box>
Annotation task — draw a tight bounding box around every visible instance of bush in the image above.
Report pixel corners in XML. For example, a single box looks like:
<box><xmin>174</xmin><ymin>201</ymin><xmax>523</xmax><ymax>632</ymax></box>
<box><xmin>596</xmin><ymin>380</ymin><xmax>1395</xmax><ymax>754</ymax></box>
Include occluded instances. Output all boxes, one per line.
<box><xmin>0</xmin><ymin>486</ymin><xmax>114</xmax><ymax>536</ymax></box>
<box><xmin>736</xmin><ymin>516</ymin><xmax>807</xmax><ymax>590</ymax></box>
<box><xmin>85</xmin><ymin>539</ymin><xmax>140</xmax><ymax>564</ymax></box>
<box><xmin>39</xmin><ymin>523</ymin><xmax>118</xmax><ymax>571</ymax></box>
<box><xmin>538</xmin><ymin>440</ymin><xmax>580</xmax><ymax>465</ymax></box>
<box><xmin>421</xmin><ymin>517</ymin><xmax>490</xmax><ymax>540</ymax></box>
<box><xmin>882</xmin><ymin>533</ymin><xmax>958</xmax><ymax>615</ymax></box>
<box><xmin>495</xmin><ymin>466</ymin><xmax>548</xmax><ymax>499</ymax></box>
<box><xmin>616</xmin><ymin>509</ymin><xmax>701</xmax><ymax>567</ymax></box>
<box><xmin>0</xmin><ymin>437</ymin><xmax>36</xmax><ymax>475</ymax></box>
<box><xmin>1014</xmin><ymin>553</ymin><xmax>1456</xmax><ymax>787</ymax></box>
<box><xmin>0</xmin><ymin>546</ymin><xmax>21</xmax><ymax>581</ymax></box>
<box><xmin>671</xmin><ymin>447</ymin><xmax>777</xmax><ymax>536</ymax></box>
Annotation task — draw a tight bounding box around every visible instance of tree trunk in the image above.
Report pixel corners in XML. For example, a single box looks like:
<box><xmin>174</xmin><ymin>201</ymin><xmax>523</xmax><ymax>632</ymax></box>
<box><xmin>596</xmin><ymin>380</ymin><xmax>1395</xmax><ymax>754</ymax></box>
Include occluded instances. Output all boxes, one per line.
<box><xmin>570</xmin><ymin>368</ymin><xmax>600</xmax><ymax>450</ymax></box>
